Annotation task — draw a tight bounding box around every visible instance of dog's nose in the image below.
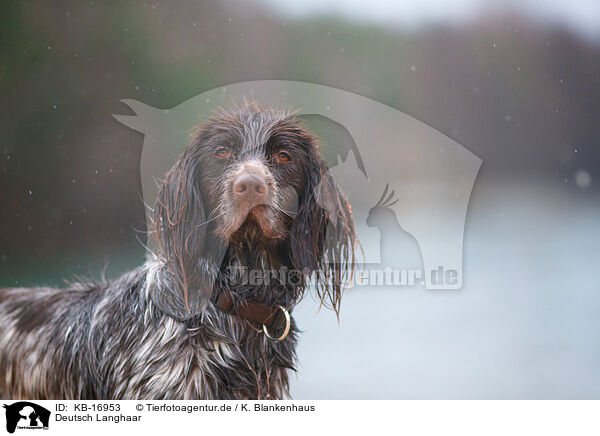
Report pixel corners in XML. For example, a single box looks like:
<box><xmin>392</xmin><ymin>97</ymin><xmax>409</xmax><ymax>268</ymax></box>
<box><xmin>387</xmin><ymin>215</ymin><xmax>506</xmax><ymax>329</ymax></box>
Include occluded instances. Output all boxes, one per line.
<box><xmin>233</xmin><ymin>174</ymin><xmax>268</xmax><ymax>199</ymax></box>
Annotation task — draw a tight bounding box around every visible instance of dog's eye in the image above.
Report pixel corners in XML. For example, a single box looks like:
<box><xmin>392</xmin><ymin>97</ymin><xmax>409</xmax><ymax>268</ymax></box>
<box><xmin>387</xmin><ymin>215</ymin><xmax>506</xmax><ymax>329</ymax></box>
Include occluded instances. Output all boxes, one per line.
<box><xmin>215</xmin><ymin>147</ymin><xmax>230</xmax><ymax>159</ymax></box>
<box><xmin>276</xmin><ymin>151</ymin><xmax>292</xmax><ymax>163</ymax></box>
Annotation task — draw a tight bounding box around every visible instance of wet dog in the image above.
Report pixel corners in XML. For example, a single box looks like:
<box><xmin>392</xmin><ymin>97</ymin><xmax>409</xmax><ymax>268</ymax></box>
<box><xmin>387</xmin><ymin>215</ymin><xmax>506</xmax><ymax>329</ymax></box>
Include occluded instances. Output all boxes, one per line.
<box><xmin>0</xmin><ymin>103</ymin><xmax>355</xmax><ymax>399</ymax></box>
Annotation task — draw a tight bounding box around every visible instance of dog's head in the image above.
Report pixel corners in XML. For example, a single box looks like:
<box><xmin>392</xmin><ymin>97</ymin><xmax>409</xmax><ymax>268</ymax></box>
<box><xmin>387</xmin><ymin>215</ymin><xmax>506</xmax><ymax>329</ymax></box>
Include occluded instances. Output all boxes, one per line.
<box><xmin>151</xmin><ymin>103</ymin><xmax>355</xmax><ymax>319</ymax></box>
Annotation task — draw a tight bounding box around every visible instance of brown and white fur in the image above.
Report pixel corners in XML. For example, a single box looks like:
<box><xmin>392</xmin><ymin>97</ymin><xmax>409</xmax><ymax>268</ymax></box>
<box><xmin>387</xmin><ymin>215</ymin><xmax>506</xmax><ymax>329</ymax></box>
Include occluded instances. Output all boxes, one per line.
<box><xmin>0</xmin><ymin>103</ymin><xmax>355</xmax><ymax>399</ymax></box>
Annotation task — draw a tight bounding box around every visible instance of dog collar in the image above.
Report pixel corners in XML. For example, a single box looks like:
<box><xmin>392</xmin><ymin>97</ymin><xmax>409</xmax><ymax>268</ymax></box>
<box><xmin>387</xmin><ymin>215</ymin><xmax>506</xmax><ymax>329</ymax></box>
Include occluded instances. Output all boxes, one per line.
<box><xmin>213</xmin><ymin>290</ymin><xmax>291</xmax><ymax>341</ymax></box>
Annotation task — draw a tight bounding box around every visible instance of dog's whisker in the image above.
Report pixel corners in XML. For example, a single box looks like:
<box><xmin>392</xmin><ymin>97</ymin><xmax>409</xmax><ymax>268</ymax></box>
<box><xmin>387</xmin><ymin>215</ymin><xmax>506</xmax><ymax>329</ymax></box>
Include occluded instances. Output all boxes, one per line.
<box><xmin>195</xmin><ymin>211</ymin><xmax>226</xmax><ymax>227</ymax></box>
<box><xmin>206</xmin><ymin>207</ymin><xmax>221</xmax><ymax>220</ymax></box>
<box><xmin>273</xmin><ymin>206</ymin><xmax>299</xmax><ymax>217</ymax></box>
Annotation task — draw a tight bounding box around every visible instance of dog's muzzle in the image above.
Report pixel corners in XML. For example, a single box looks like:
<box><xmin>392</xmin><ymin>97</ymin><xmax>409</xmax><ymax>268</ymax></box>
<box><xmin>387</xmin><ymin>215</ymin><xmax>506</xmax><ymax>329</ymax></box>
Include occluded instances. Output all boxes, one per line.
<box><xmin>233</xmin><ymin>173</ymin><xmax>268</xmax><ymax>205</ymax></box>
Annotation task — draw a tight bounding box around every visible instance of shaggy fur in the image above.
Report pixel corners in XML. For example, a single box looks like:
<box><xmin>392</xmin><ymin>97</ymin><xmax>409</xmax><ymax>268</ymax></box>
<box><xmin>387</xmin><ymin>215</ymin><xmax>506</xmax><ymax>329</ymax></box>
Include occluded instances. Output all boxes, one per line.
<box><xmin>0</xmin><ymin>104</ymin><xmax>355</xmax><ymax>400</ymax></box>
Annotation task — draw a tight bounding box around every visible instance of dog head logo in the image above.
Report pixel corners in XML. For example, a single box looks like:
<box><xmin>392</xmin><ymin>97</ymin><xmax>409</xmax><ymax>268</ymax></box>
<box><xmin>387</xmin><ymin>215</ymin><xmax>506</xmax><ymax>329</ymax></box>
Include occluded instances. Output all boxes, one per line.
<box><xmin>114</xmin><ymin>80</ymin><xmax>481</xmax><ymax>291</ymax></box>
<box><xmin>3</xmin><ymin>402</ymin><xmax>50</xmax><ymax>434</ymax></box>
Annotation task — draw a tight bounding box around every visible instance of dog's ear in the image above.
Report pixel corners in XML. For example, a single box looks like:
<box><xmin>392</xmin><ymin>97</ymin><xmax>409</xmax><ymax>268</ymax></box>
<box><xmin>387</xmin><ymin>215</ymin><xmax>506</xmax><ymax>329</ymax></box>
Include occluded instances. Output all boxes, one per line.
<box><xmin>149</xmin><ymin>147</ymin><xmax>217</xmax><ymax>320</ymax></box>
<box><xmin>289</xmin><ymin>157</ymin><xmax>356</xmax><ymax>315</ymax></box>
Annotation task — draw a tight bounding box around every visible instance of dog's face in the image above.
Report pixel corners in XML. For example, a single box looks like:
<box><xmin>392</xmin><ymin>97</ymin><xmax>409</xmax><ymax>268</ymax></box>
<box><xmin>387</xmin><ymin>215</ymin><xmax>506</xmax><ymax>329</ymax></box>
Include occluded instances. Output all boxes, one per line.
<box><xmin>151</xmin><ymin>104</ymin><xmax>355</xmax><ymax>319</ymax></box>
<box><xmin>191</xmin><ymin>108</ymin><xmax>312</xmax><ymax>243</ymax></box>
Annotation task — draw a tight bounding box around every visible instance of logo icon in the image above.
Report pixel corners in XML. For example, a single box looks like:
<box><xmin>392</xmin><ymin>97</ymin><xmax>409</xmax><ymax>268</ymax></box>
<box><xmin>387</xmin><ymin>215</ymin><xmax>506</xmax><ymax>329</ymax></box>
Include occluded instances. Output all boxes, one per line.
<box><xmin>114</xmin><ymin>80</ymin><xmax>482</xmax><ymax>290</ymax></box>
<box><xmin>2</xmin><ymin>402</ymin><xmax>50</xmax><ymax>434</ymax></box>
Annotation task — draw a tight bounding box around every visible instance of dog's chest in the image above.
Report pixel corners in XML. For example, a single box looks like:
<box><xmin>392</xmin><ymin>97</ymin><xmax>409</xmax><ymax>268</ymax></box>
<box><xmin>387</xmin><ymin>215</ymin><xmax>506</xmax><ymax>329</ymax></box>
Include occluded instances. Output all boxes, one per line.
<box><xmin>119</xmin><ymin>317</ymin><xmax>288</xmax><ymax>400</ymax></box>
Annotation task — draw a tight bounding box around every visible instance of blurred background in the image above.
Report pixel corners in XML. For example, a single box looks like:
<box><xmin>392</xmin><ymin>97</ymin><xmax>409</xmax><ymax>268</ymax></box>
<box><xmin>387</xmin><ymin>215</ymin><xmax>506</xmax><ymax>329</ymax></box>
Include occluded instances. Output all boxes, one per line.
<box><xmin>1</xmin><ymin>0</ymin><xmax>599</xmax><ymax>398</ymax></box>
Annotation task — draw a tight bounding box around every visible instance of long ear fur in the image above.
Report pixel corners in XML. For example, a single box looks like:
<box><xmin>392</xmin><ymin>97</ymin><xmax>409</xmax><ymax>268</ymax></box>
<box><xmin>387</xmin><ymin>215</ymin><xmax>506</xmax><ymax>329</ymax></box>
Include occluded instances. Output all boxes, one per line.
<box><xmin>149</xmin><ymin>146</ymin><xmax>217</xmax><ymax>320</ymax></box>
<box><xmin>289</xmin><ymin>157</ymin><xmax>356</xmax><ymax>316</ymax></box>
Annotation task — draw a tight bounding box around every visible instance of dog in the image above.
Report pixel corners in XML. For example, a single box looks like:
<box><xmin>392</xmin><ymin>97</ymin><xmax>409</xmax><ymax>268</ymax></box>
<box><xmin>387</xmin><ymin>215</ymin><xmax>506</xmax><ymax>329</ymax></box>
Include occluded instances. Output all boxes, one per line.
<box><xmin>0</xmin><ymin>103</ymin><xmax>356</xmax><ymax>399</ymax></box>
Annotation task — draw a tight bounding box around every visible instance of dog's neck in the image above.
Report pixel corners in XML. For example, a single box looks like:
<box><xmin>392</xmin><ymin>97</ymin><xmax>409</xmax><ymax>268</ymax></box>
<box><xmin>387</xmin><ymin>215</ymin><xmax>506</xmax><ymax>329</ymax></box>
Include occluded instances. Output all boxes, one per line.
<box><xmin>143</xmin><ymin>263</ymin><xmax>298</xmax><ymax>399</ymax></box>
<box><xmin>148</xmin><ymin>227</ymin><xmax>305</xmax><ymax>324</ymax></box>
<box><xmin>217</xmin><ymin>234</ymin><xmax>302</xmax><ymax>308</ymax></box>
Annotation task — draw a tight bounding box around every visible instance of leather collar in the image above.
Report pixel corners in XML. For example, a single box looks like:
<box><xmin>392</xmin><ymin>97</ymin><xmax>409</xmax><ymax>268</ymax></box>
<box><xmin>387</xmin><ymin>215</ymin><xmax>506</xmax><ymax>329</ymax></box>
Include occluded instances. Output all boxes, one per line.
<box><xmin>213</xmin><ymin>290</ymin><xmax>289</xmax><ymax>330</ymax></box>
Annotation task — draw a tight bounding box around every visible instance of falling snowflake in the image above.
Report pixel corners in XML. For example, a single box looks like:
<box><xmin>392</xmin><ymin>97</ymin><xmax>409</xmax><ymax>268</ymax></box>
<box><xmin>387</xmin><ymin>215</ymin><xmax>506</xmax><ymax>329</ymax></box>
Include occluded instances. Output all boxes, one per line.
<box><xmin>574</xmin><ymin>170</ymin><xmax>591</xmax><ymax>188</ymax></box>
